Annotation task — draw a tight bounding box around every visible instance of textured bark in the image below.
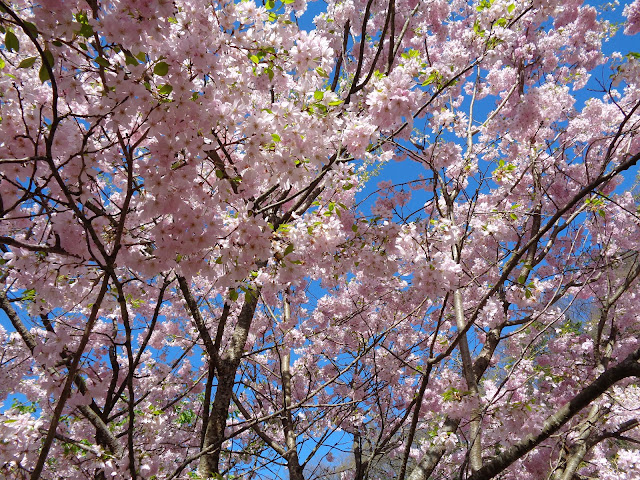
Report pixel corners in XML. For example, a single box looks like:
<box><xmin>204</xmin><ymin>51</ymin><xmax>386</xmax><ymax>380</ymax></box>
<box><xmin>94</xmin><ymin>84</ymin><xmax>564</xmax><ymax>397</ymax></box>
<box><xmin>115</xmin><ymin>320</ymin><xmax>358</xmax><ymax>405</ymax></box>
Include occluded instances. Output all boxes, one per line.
<box><xmin>353</xmin><ymin>431</ymin><xmax>369</xmax><ymax>480</ymax></box>
<box><xmin>198</xmin><ymin>286</ymin><xmax>262</xmax><ymax>478</ymax></box>
<box><xmin>398</xmin><ymin>365</ymin><xmax>433</xmax><ymax>480</ymax></box>
<box><xmin>178</xmin><ymin>276</ymin><xmax>216</xmax><ymax>358</ymax></box>
<box><xmin>468</xmin><ymin>348</ymin><xmax>640</xmax><ymax>480</ymax></box>
<box><xmin>0</xmin><ymin>288</ymin><xmax>124</xmax><ymax>459</ymax></box>
<box><xmin>407</xmin><ymin>323</ymin><xmax>504</xmax><ymax>480</ymax></box>
<box><xmin>30</xmin><ymin>276</ymin><xmax>110</xmax><ymax>480</ymax></box>
<box><xmin>407</xmin><ymin>417</ymin><xmax>460</xmax><ymax>480</ymax></box>
<box><xmin>280</xmin><ymin>299</ymin><xmax>305</xmax><ymax>480</ymax></box>
<box><xmin>453</xmin><ymin>289</ymin><xmax>482</xmax><ymax>473</ymax></box>
<box><xmin>0</xmin><ymin>289</ymin><xmax>37</xmax><ymax>351</ymax></box>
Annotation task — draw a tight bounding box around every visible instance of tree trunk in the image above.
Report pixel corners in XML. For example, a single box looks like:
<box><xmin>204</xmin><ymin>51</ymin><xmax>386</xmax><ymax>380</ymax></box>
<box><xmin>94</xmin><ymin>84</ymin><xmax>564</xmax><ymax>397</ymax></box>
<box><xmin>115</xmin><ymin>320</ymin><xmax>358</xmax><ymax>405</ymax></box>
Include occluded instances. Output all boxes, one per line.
<box><xmin>198</xmin><ymin>286</ymin><xmax>261</xmax><ymax>477</ymax></box>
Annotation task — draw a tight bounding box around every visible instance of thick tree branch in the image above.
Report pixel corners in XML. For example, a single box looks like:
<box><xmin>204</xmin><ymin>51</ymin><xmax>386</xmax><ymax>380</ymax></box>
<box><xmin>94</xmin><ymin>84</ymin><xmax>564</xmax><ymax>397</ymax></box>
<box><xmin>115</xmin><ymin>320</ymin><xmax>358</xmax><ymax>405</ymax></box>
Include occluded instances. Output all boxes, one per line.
<box><xmin>0</xmin><ymin>289</ymin><xmax>124</xmax><ymax>459</ymax></box>
<box><xmin>30</xmin><ymin>275</ymin><xmax>110</xmax><ymax>480</ymax></box>
<box><xmin>468</xmin><ymin>347</ymin><xmax>640</xmax><ymax>480</ymax></box>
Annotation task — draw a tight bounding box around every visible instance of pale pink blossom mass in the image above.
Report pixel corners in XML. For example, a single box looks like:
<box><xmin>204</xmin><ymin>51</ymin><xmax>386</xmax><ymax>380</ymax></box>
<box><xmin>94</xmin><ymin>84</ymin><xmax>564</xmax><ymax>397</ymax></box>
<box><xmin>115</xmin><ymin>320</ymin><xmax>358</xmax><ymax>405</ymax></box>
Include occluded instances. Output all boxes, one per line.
<box><xmin>0</xmin><ymin>0</ymin><xmax>639</xmax><ymax>479</ymax></box>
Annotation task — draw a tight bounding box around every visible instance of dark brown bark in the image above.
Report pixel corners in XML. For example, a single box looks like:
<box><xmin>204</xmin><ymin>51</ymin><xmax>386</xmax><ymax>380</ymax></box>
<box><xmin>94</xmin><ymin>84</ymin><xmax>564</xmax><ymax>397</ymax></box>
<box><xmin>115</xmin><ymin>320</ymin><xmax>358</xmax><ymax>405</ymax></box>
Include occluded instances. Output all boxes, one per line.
<box><xmin>30</xmin><ymin>276</ymin><xmax>110</xmax><ymax>480</ymax></box>
<box><xmin>0</xmin><ymin>291</ymin><xmax>124</xmax><ymax>458</ymax></box>
<box><xmin>198</xmin><ymin>286</ymin><xmax>262</xmax><ymax>477</ymax></box>
<box><xmin>280</xmin><ymin>299</ymin><xmax>305</xmax><ymax>480</ymax></box>
<box><xmin>468</xmin><ymin>348</ymin><xmax>640</xmax><ymax>480</ymax></box>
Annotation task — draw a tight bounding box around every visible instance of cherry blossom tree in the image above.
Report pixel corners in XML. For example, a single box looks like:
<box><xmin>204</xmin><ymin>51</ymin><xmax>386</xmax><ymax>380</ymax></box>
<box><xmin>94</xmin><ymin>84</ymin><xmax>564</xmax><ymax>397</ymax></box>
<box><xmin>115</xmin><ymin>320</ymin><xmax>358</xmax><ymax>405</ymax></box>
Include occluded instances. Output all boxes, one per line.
<box><xmin>1</xmin><ymin>0</ymin><xmax>640</xmax><ymax>479</ymax></box>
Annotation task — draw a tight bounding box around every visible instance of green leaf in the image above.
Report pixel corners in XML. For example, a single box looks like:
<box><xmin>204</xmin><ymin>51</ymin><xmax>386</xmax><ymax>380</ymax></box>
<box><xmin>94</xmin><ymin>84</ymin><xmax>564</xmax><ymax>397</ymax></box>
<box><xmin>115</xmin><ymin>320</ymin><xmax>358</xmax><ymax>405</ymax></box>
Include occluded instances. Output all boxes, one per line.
<box><xmin>42</xmin><ymin>50</ymin><xmax>54</xmax><ymax>68</ymax></box>
<box><xmin>23</xmin><ymin>289</ymin><xmax>36</xmax><ymax>302</ymax></box>
<box><xmin>5</xmin><ymin>31</ymin><xmax>19</xmax><ymax>52</ymax></box>
<box><xmin>154</xmin><ymin>61</ymin><xmax>169</xmax><ymax>76</ymax></box>
<box><xmin>17</xmin><ymin>57</ymin><xmax>37</xmax><ymax>68</ymax></box>
<box><xmin>168</xmin><ymin>16</ymin><xmax>179</xmax><ymax>24</ymax></box>
<box><xmin>74</xmin><ymin>12</ymin><xmax>89</xmax><ymax>24</ymax></box>
<box><xmin>94</xmin><ymin>56</ymin><xmax>110</xmax><ymax>68</ymax></box>
<box><xmin>131</xmin><ymin>298</ymin><xmax>145</xmax><ymax>309</ymax></box>
<box><xmin>0</xmin><ymin>57</ymin><xmax>5</xmax><ymax>69</ymax></box>
<box><xmin>158</xmin><ymin>84</ymin><xmax>173</xmax><ymax>95</ymax></box>
<box><xmin>136</xmin><ymin>51</ymin><xmax>147</xmax><ymax>62</ymax></box>
<box><xmin>271</xmin><ymin>133</ymin><xmax>281</xmax><ymax>142</ymax></box>
<box><xmin>249</xmin><ymin>54</ymin><xmax>260</xmax><ymax>64</ymax></box>
<box><xmin>266</xmin><ymin>67</ymin><xmax>274</xmax><ymax>81</ymax></box>
<box><xmin>23</xmin><ymin>22</ymin><xmax>38</xmax><ymax>38</ymax></box>
<box><xmin>328</xmin><ymin>99</ymin><xmax>343</xmax><ymax>106</ymax></box>
<box><xmin>266</xmin><ymin>0</ymin><xmax>275</xmax><ymax>9</ymax></box>
<box><xmin>39</xmin><ymin>64</ymin><xmax>50</xmax><ymax>83</ymax></box>
<box><xmin>125</xmin><ymin>55</ymin><xmax>138</xmax><ymax>66</ymax></box>
<box><xmin>443</xmin><ymin>387</ymin><xmax>461</xmax><ymax>402</ymax></box>
<box><xmin>11</xmin><ymin>399</ymin><xmax>37</xmax><ymax>414</ymax></box>
<box><xmin>507</xmin><ymin>3</ymin><xmax>515</xmax><ymax>13</ymax></box>
<box><xmin>351</xmin><ymin>224</ymin><xmax>358</xmax><ymax>232</ymax></box>
<box><xmin>77</xmin><ymin>23</ymin><xmax>93</xmax><ymax>38</ymax></box>
<box><xmin>229</xmin><ymin>289</ymin><xmax>239</xmax><ymax>301</ymax></box>
<box><xmin>283</xmin><ymin>244</ymin><xmax>294</xmax><ymax>256</ymax></box>
<box><xmin>342</xmin><ymin>183</ymin><xmax>353</xmax><ymax>190</ymax></box>
<box><xmin>401</xmin><ymin>49</ymin><xmax>420</xmax><ymax>59</ymax></box>
<box><xmin>314</xmin><ymin>90</ymin><xmax>324</xmax><ymax>101</ymax></box>
<box><xmin>422</xmin><ymin>71</ymin><xmax>439</xmax><ymax>86</ymax></box>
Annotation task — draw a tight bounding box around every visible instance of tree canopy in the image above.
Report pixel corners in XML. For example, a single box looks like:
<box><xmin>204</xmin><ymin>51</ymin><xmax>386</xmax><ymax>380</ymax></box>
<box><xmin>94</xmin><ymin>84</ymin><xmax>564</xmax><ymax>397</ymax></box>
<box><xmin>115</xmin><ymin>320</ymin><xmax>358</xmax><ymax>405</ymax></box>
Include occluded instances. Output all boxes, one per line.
<box><xmin>1</xmin><ymin>0</ymin><xmax>640</xmax><ymax>479</ymax></box>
